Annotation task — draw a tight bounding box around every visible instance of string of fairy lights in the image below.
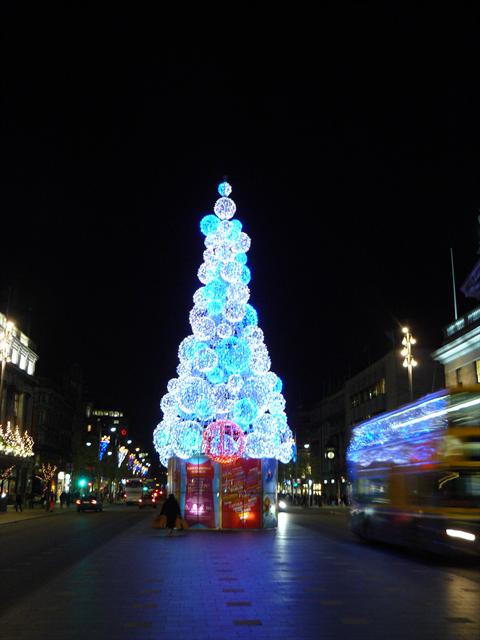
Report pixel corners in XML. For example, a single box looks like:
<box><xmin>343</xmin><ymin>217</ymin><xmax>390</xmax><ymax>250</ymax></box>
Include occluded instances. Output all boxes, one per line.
<box><xmin>0</xmin><ymin>422</ymin><xmax>34</xmax><ymax>458</ymax></box>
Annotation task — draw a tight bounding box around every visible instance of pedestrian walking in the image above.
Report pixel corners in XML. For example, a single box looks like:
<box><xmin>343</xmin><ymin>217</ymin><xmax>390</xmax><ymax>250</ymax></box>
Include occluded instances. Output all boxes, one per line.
<box><xmin>66</xmin><ymin>492</ymin><xmax>71</xmax><ymax>508</ymax></box>
<box><xmin>49</xmin><ymin>491</ymin><xmax>55</xmax><ymax>512</ymax></box>
<box><xmin>160</xmin><ymin>494</ymin><xmax>181</xmax><ymax>537</ymax></box>
<box><xmin>14</xmin><ymin>493</ymin><xmax>23</xmax><ymax>512</ymax></box>
<box><xmin>59</xmin><ymin>491</ymin><xmax>67</xmax><ymax>508</ymax></box>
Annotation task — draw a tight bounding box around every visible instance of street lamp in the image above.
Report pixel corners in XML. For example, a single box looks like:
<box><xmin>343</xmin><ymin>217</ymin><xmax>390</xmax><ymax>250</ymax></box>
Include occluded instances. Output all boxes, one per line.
<box><xmin>0</xmin><ymin>320</ymin><xmax>15</xmax><ymax>424</ymax></box>
<box><xmin>401</xmin><ymin>326</ymin><xmax>417</xmax><ymax>401</ymax></box>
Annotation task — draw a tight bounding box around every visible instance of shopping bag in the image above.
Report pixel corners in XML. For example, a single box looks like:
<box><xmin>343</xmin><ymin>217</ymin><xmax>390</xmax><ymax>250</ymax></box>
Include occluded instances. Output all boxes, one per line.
<box><xmin>175</xmin><ymin>516</ymin><xmax>188</xmax><ymax>530</ymax></box>
<box><xmin>153</xmin><ymin>514</ymin><xmax>167</xmax><ymax>529</ymax></box>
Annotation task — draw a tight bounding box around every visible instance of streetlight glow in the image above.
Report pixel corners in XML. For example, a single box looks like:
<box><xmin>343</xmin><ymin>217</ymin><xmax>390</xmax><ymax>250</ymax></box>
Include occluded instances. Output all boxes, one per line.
<box><xmin>401</xmin><ymin>326</ymin><xmax>417</xmax><ymax>401</ymax></box>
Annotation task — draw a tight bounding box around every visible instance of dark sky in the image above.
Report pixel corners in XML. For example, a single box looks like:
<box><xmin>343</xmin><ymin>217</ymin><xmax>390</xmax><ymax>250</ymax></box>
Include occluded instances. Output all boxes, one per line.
<box><xmin>1</xmin><ymin>6</ymin><xmax>480</xmax><ymax>450</ymax></box>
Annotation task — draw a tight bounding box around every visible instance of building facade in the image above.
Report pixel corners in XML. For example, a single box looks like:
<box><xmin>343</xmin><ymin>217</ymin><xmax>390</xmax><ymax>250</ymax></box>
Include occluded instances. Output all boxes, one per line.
<box><xmin>0</xmin><ymin>312</ymin><xmax>38</xmax><ymax>501</ymax></box>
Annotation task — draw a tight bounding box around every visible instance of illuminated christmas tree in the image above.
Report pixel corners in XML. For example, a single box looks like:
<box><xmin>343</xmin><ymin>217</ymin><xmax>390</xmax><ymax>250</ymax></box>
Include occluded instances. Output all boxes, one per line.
<box><xmin>153</xmin><ymin>181</ymin><xmax>295</xmax><ymax>468</ymax></box>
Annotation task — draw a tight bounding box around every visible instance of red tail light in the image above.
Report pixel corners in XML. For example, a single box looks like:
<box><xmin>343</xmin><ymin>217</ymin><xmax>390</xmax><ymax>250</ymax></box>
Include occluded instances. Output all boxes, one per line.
<box><xmin>76</xmin><ymin>499</ymin><xmax>81</xmax><ymax>505</ymax></box>
<box><xmin>91</xmin><ymin>499</ymin><xmax>97</xmax><ymax>504</ymax></box>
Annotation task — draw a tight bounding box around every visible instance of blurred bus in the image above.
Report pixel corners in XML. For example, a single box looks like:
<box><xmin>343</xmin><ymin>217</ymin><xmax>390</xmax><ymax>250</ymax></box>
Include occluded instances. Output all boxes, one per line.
<box><xmin>123</xmin><ymin>478</ymin><xmax>144</xmax><ymax>504</ymax></box>
<box><xmin>347</xmin><ymin>385</ymin><xmax>480</xmax><ymax>557</ymax></box>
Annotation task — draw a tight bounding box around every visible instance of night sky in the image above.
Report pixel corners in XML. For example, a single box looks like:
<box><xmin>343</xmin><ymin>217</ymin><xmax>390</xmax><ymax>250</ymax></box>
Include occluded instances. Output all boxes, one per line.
<box><xmin>1</xmin><ymin>6</ymin><xmax>480</xmax><ymax>450</ymax></box>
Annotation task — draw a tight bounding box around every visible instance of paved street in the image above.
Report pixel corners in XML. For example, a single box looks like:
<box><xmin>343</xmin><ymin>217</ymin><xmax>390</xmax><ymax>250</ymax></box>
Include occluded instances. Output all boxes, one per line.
<box><xmin>1</xmin><ymin>506</ymin><xmax>479</xmax><ymax>640</ymax></box>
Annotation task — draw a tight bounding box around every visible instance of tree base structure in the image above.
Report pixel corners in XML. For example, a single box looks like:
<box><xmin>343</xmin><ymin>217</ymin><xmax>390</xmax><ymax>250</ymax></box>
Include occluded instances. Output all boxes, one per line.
<box><xmin>167</xmin><ymin>456</ymin><xmax>278</xmax><ymax>529</ymax></box>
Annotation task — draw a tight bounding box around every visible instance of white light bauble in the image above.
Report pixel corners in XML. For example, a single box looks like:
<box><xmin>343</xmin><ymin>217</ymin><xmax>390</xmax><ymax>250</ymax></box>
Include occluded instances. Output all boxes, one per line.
<box><xmin>269</xmin><ymin>392</ymin><xmax>286</xmax><ymax>414</ymax></box>
<box><xmin>177</xmin><ymin>361</ymin><xmax>193</xmax><ymax>377</ymax></box>
<box><xmin>221</xmin><ymin>261</ymin><xmax>243</xmax><ymax>284</ymax></box>
<box><xmin>224</xmin><ymin>301</ymin><xmax>246</xmax><ymax>323</ymax></box>
<box><xmin>234</xmin><ymin>232</ymin><xmax>251</xmax><ymax>253</ymax></box>
<box><xmin>227</xmin><ymin>374</ymin><xmax>244</xmax><ymax>395</ymax></box>
<box><xmin>210</xmin><ymin>383</ymin><xmax>234</xmax><ymax>414</ymax></box>
<box><xmin>249</xmin><ymin>345</ymin><xmax>271</xmax><ymax>374</ymax></box>
<box><xmin>242</xmin><ymin>325</ymin><xmax>264</xmax><ymax>344</ymax></box>
<box><xmin>178</xmin><ymin>376</ymin><xmax>211</xmax><ymax>414</ymax></box>
<box><xmin>193</xmin><ymin>346</ymin><xmax>218</xmax><ymax>373</ymax></box>
<box><xmin>178</xmin><ymin>335</ymin><xmax>201</xmax><ymax>362</ymax></box>
<box><xmin>160</xmin><ymin>393</ymin><xmax>178</xmax><ymax>418</ymax></box>
<box><xmin>197</xmin><ymin>263</ymin><xmax>216</xmax><ymax>285</ymax></box>
<box><xmin>214</xmin><ymin>196</ymin><xmax>237</xmax><ymax>220</ymax></box>
<box><xmin>226</xmin><ymin>283</ymin><xmax>250</xmax><ymax>304</ymax></box>
<box><xmin>192</xmin><ymin>316</ymin><xmax>216</xmax><ymax>341</ymax></box>
<box><xmin>167</xmin><ymin>378</ymin><xmax>180</xmax><ymax>395</ymax></box>
<box><xmin>216</xmin><ymin>321</ymin><xmax>233</xmax><ymax>339</ymax></box>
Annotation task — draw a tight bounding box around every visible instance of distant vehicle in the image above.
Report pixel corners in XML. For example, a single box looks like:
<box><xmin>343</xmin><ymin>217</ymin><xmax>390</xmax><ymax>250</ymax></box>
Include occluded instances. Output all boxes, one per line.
<box><xmin>347</xmin><ymin>385</ymin><xmax>480</xmax><ymax>557</ymax></box>
<box><xmin>278</xmin><ymin>498</ymin><xmax>288</xmax><ymax>512</ymax></box>
<box><xmin>123</xmin><ymin>479</ymin><xmax>144</xmax><ymax>505</ymax></box>
<box><xmin>152</xmin><ymin>487</ymin><xmax>166</xmax><ymax>500</ymax></box>
<box><xmin>138</xmin><ymin>492</ymin><xmax>157</xmax><ymax>509</ymax></box>
<box><xmin>76</xmin><ymin>495</ymin><xmax>103</xmax><ymax>513</ymax></box>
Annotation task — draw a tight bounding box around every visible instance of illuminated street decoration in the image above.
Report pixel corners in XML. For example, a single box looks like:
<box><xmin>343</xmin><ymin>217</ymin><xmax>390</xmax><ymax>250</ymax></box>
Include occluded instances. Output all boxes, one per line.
<box><xmin>153</xmin><ymin>182</ymin><xmax>294</xmax><ymax>467</ymax></box>
<box><xmin>202</xmin><ymin>419</ymin><xmax>246</xmax><ymax>464</ymax></box>
<box><xmin>118</xmin><ymin>445</ymin><xmax>128</xmax><ymax>468</ymax></box>
<box><xmin>0</xmin><ymin>422</ymin><xmax>34</xmax><ymax>458</ymax></box>
<box><xmin>99</xmin><ymin>435</ymin><xmax>110</xmax><ymax>461</ymax></box>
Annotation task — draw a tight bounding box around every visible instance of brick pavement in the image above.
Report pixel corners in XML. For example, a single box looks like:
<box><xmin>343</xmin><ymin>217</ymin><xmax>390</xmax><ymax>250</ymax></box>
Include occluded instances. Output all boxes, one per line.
<box><xmin>0</xmin><ymin>512</ymin><xmax>479</xmax><ymax>640</ymax></box>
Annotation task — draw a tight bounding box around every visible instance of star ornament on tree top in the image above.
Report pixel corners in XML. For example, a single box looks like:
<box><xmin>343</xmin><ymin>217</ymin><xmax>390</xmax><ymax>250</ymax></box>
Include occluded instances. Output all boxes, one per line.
<box><xmin>153</xmin><ymin>181</ymin><xmax>295</xmax><ymax>467</ymax></box>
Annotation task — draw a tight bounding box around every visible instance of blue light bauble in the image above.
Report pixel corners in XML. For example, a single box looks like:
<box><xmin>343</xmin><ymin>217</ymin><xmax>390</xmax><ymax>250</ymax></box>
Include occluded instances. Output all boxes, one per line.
<box><xmin>208</xmin><ymin>299</ymin><xmax>224</xmax><ymax>316</ymax></box>
<box><xmin>228</xmin><ymin>218</ymin><xmax>243</xmax><ymax>240</ymax></box>
<box><xmin>240</xmin><ymin>304</ymin><xmax>258</xmax><ymax>329</ymax></box>
<box><xmin>207</xmin><ymin>366</ymin><xmax>225</xmax><ymax>384</ymax></box>
<box><xmin>240</xmin><ymin>265</ymin><xmax>251</xmax><ymax>285</ymax></box>
<box><xmin>216</xmin><ymin>336</ymin><xmax>251</xmax><ymax>374</ymax></box>
<box><xmin>200</xmin><ymin>214</ymin><xmax>220</xmax><ymax>236</ymax></box>
<box><xmin>204</xmin><ymin>279</ymin><xmax>227</xmax><ymax>302</ymax></box>
<box><xmin>232</xmin><ymin>397</ymin><xmax>258</xmax><ymax>428</ymax></box>
<box><xmin>172</xmin><ymin>421</ymin><xmax>204</xmax><ymax>459</ymax></box>
<box><xmin>178</xmin><ymin>376</ymin><xmax>211</xmax><ymax>415</ymax></box>
<box><xmin>218</xmin><ymin>181</ymin><xmax>232</xmax><ymax>197</ymax></box>
<box><xmin>235</xmin><ymin>252</ymin><xmax>248</xmax><ymax>265</ymax></box>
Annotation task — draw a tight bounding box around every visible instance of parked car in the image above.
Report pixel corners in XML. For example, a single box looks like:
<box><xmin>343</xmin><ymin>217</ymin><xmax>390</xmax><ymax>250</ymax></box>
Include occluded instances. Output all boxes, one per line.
<box><xmin>76</xmin><ymin>495</ymin><xmax>103</xmax><ymax>512</ymax></box>
<box><xmin>138</xmin><ymin>492</ymin><xmax>157</xmax><ymax>509</ymax></box>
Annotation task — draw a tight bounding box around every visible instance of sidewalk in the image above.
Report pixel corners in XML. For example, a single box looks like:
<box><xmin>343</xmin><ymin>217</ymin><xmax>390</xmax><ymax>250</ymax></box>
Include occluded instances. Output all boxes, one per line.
<box><xmin>0</xmin><ymin>505</ymin><xmax>73</xmax><ymax>526</ymax></box>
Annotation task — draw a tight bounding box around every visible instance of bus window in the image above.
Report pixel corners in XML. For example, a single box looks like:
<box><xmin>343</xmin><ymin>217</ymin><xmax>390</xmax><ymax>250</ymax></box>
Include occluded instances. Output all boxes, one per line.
<box><xmin>435</xmin><ymin>470</ymin><xmax>480</xmax><ymax>508</ymax></box>
<box><xmin>353</xmin><ymin>476</ymin><xmax>389</xmax><ymax>504</ymax></box>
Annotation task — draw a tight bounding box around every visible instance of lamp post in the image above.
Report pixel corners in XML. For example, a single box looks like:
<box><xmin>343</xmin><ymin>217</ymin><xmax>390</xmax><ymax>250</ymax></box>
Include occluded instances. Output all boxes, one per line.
<box><xmin>401</xmin><ymin>326</ymin><xmax>417</xmax><ymax>401</ymax></box>
<box><xmin>0</xmin><ymin>320</ymin><xmax>15</xmax><ymax>424</ymax></box>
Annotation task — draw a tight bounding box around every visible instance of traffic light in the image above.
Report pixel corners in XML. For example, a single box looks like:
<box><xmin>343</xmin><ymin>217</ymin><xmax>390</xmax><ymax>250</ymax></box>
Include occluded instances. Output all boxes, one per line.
<box><xmin>78</xmin><ymin>477</ymin><xmax>87</xmax><ymax>488</ymax></box>
<box><xmin>120</xmin><ymin>428</ymin><xmax>127</xmax><ymax>437</ymax></box>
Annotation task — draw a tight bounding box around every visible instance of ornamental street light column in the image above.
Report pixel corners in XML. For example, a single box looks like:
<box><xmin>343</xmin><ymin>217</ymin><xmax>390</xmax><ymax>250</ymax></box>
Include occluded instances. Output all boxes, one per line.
<box><xmin>401</xmin><ymin>326</ymin><xmax>417</xmax><ymax>401</ymax></box>
<box><xmin>0</xmin><ymin>320</ymin><xmax>15</xmax><ymax>424</ymax></box>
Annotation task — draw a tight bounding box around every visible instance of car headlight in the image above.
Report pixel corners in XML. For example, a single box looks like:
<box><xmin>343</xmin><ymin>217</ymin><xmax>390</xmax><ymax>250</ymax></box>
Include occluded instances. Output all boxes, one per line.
<box><xmin>279</xmin><ymin>500</ymin><xmax>287</xmax><ymax>509</ymax></box>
